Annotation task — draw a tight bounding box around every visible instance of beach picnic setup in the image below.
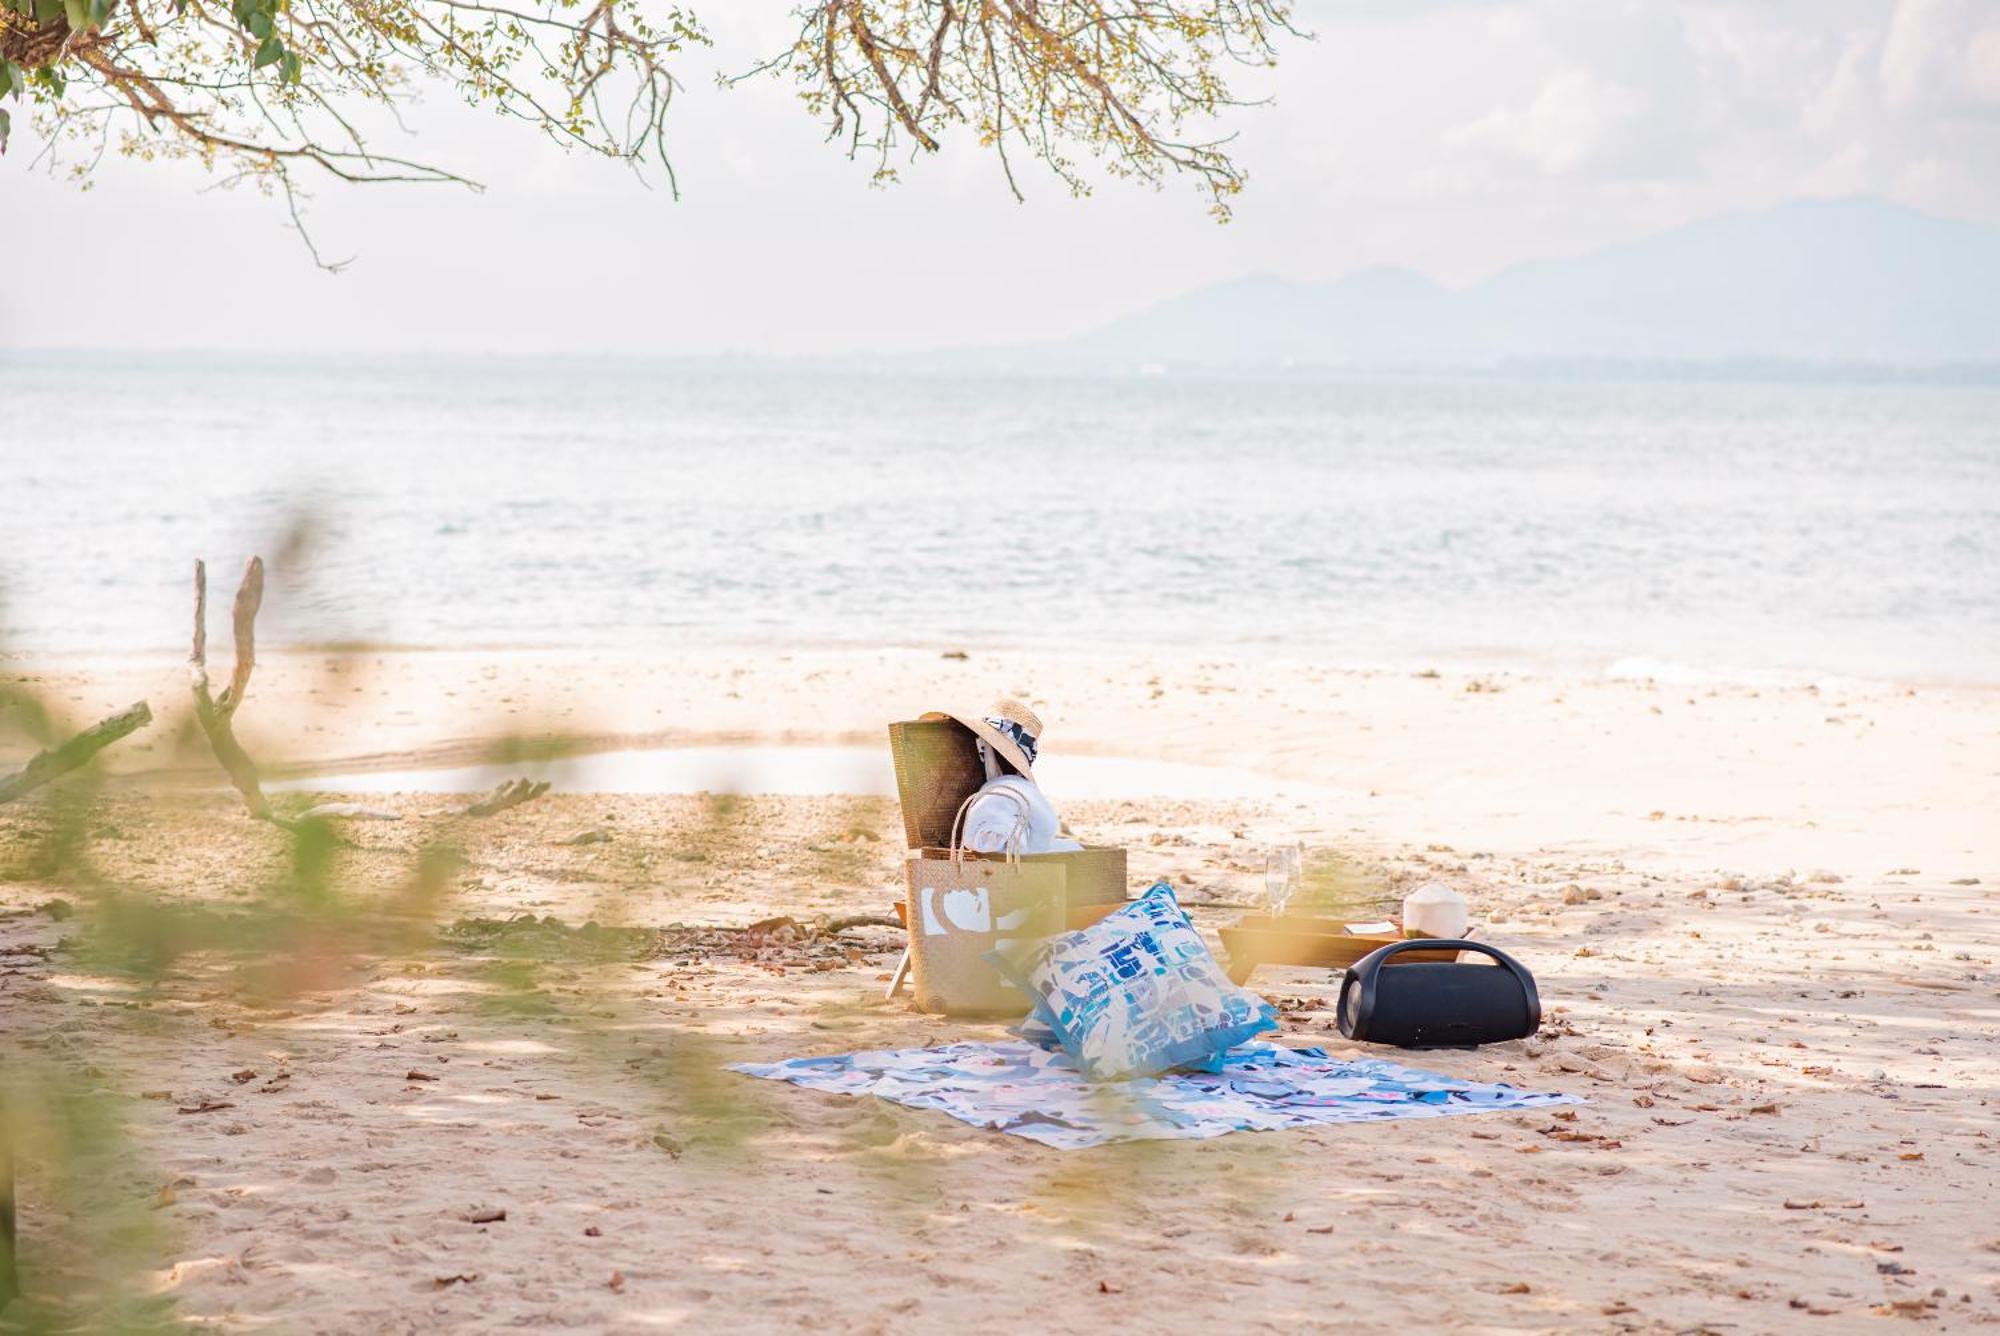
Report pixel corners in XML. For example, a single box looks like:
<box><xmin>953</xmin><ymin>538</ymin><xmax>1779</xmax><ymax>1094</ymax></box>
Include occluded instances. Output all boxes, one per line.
<box><xmin>734</xmin><ymin>698</ymin><xmax>1569</xmax><ymax>1147</ymax></box>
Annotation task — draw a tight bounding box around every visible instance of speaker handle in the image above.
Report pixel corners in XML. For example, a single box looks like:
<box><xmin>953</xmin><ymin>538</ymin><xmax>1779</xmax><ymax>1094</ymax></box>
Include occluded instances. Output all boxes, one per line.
<box><xmin>1343</xmin><ymin>939</ymin><xmax>1542</xmax><ymax>1040</ymax></box>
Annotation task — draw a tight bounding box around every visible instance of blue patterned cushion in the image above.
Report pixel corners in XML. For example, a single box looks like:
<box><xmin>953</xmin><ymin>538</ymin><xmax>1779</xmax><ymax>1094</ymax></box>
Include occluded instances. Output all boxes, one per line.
<box><xmin>989</xmin><ymin>881</ymin><xmax>1278</xmax><ymax>1081</ymax></box>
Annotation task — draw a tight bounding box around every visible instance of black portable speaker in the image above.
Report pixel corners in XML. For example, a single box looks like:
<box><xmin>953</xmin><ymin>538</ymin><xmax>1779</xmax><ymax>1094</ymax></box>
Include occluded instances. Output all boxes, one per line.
<box><xmin>1337</xmin><ymin>939</ymin><xmax>1541</xmax><ymax>1049</ymax></box>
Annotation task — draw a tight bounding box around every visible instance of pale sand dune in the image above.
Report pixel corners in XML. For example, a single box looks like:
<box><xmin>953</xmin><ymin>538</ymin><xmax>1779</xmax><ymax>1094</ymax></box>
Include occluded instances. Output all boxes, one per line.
<box><xmin>1</xmin><ymin>649</ymin><xmax>1997</xmax><ymax>1330</ymax></box>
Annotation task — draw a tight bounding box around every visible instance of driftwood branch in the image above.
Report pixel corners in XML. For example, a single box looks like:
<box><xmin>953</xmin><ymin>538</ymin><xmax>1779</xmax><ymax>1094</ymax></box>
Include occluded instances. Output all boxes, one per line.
<box><xmin>219</xmin><ymin>554</ymin><xmax>263</xmax><ymax>718</ymax></box>
<box><xmin>0</xmin><ymin>701</ymin><xmax>153</xmax><ymax>805</ymax></box>
<box><xmin>190</xmin><ymin>556</ymin><xmax>281</xmax><ymax>824</ymax></box>
<box><xmin>742</xmin><ymin>912</ymin><xmax>901</xmax><ymax>942</ymax></box>
<box><xmin>456</xmin><ymin>778</ymin><xmax>551</xmax><ymax>818</ymax></box>
<box><xmin>185</xmin><ymin>556</ymin><xmax>543</xmax><ymax>828</ymax></box>
<box><xmin>293</xmin><ymin>801</ymin><xmax>401</xmax><ymax>823</ymax></box>
<box><xmin>816</xmin><ymin>912</ymin><xmax>903</xmax><ymax>936</ymax></box>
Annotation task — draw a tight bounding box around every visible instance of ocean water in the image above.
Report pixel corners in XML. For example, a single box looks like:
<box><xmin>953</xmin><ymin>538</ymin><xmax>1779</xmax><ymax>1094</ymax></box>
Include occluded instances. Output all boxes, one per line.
<box><xmin>3</xmin><ymin>353</ymin><xmax>1996</xmax><ymax>682</ymax></box>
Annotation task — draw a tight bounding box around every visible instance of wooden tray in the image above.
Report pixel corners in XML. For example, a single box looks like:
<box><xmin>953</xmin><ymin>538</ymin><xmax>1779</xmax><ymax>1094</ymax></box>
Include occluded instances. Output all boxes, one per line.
<box><xmin>1218</xmin><ymin>915</ymin><xmax>1463</xmax><ymax>985</ymax></box>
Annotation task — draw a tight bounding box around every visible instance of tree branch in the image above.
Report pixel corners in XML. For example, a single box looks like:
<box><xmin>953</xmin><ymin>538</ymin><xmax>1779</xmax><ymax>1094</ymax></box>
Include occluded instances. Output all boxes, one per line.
<box><xmin>190</xmin><ymin>556</ymin><xmax>279</xmax><ymax>824</ymax></box>
<box><xmin>455</xmin><ymin>777</ymin><xmax>551</xmax><ymax>818</ymax></box>
<box><xmin>0</xmin><ymin>701</ymin><xmax>153</xmax><ymax>805</ymax></box>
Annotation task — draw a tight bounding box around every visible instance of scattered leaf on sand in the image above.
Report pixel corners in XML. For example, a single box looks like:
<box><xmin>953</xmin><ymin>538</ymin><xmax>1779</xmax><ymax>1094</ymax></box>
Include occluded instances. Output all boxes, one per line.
<box><xmin>434</xmin><ymin>1273</ymin><xmax>478</xmax><ymax>1289</ymax></box>
<box><xmin>464</xmin><ymin>1207</ymin><xmax>506</xmax><ymax>1224</ymax></box>
<box><xmin>230</xmin><ymin>1069</ymin><xmax>257</xmax><ymax>1084</ymax></box>
<box><xmin>176</xmin><ymin>1100</ymin><xmax>235</xmax><ymax>1115</ymax></box>
<box><xmin>1748</xmin><ymin>1103</ymin><xmax>1781</xmax><ymax>1115</ymax></box>
<box><xmin>1498</xmin><ymin>1282</ymin><xmax>1531</xmax><ymax>1294</ymax></box>
<box><xmin>609</xmin><ymin>1271</ymin><xmax>625</xmax><ymax>1293</ymax></box>
<box><xmin>1897</xmin><ymin>1152</ymin><xmax>1924</xmax><ymax>1161</ymax></box>
<box><xmin>1601</xmin><ymin>1302</ymin><xmax>1635</xmax><ymax>1316</ymax></box>
<box><xmin>1097</xmin><ymin>1280</ymin><xmax>1122</xmax><ymax>1295</ymax></box>
<box><xmin>404</xmin><ymin>1070</ymin><xmax>439</xmax><ymax>1082</ymax></box>
<box><xmin>1306</xmin><ymin>1225</ymin><xmax>1334</xmax><ymax>1235</ymax></box>
<box><xmin>584</xmin><ymin>1226</ymin><xmax>603</xmax><ymax>1237</ymax></box>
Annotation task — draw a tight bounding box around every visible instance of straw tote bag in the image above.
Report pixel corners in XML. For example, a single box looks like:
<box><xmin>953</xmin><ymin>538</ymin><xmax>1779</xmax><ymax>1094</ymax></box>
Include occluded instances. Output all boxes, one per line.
<box><xmin>904</xmin><ymin>792</ymin><xmax>1065</xmax><ymax>1016</ymax></box>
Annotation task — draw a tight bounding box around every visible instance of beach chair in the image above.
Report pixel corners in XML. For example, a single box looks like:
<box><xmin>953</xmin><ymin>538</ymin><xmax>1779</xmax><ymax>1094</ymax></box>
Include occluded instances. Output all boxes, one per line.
<box><xmin>883</xmin><ymin>718</ymin><xmax>1129</xmax><ymax>1000</ymax></box>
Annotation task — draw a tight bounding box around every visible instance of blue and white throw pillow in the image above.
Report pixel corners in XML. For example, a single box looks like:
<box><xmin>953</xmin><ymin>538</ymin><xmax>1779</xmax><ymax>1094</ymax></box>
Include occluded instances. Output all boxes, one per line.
<box><xmin>989</xmin><ymin>881</ymin><xmax>1278</xmax><ymax>1081</ymax></box>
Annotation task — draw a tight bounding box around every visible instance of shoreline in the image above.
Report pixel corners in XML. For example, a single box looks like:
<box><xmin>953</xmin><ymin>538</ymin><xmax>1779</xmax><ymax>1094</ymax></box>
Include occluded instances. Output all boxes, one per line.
<box><xmin>6</xmin><ymin>644</ymin><xmax>1995</xmax><ymax>883</ymax></box>
<box><xmin>8</xmin><ymin>637</ymin><xmax>2000</xmax><ymax>694</ymax></box>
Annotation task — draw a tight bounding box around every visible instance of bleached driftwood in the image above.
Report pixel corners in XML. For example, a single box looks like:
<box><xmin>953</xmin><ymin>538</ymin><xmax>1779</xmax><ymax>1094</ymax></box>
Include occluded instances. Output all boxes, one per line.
<box><xmin>190</xmin><ymin>556</ymin><xmax>277</xmax><ymax>822</ymax></box>
<box><xmin>292</xmin><ymin>801</ymin><xmax>401</xmax><ymax>823</ymax></box>
<box><xmin>187</xmin><ymin>557</ymin><xmax>550</xmax><ymax>829</ymax></box>
<box><xmin>455</xmin><ymin>777</ymin><xmax>551</xmax><ymax>818</ymax></box>
<box><xmin>0</xmin><ymin>700</ymin><xmax>153</xmax><ymax>805</ymax></box>
<box><xmin>189</xmin><ymin>558</ymin><xmax>406</xmax><ymax>831</ymax></box>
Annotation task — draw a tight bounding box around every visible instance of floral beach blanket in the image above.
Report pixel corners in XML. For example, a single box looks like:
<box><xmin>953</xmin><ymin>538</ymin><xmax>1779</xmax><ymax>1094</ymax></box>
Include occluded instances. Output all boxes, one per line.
<box><xmin>731</xmin><ymin>1039</ymin><xmax>1580</xmax><ymax>1150</ymax></box>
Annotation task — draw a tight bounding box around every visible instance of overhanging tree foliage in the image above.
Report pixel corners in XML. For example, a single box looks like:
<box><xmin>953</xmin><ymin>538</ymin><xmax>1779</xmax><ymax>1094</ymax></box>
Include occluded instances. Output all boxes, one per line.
<box><xmin>0</xmin><ymin>0</ymin><xmax>1295</xmax><ymax>262</ymax></box>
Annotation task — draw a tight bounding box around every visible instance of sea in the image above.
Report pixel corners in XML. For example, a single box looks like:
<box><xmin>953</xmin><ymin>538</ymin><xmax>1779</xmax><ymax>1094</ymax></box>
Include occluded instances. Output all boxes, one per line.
<box><xmin>3</xmin><ymin>352</ymin><xmax>1996</xmax><ymax>685</ymax></box>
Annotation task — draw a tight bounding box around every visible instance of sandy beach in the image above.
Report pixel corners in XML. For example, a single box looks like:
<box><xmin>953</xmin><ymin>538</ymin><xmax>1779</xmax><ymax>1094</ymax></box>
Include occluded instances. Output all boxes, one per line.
<box><xmin>3</xmin><ymin>646</ymin><xmax>1998</xmax><ymax>1330</ymax></box>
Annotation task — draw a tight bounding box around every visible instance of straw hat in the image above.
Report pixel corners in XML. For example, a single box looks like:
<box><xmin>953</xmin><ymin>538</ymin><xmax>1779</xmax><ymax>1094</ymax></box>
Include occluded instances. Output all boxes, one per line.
<box><xmin>921</xmin><ymin>698</ymin><xmax>1045</xmax><ymax>782</ymax></box>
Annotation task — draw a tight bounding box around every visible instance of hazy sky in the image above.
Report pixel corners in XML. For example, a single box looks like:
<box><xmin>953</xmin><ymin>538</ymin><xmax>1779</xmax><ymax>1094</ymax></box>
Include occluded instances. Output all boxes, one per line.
<box><xmin>4</xmin><ymin>0</ymin><xmax>1998</xmax><ymax>355</ymax></box>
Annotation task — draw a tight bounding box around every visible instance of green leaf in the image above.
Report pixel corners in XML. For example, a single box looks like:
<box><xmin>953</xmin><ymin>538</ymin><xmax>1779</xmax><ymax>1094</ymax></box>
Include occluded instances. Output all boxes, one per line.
<box><xmin>61</xmin><ymin>0</ymin><xmax>88</xmax><ymax>30</ymax></box>
<box><xmin>253</xmin><ymin>34</ymin><xmax>283</xmax><ymax>67</ymax></box>
<box><xmin>33</xmin><ymin>0</ymin><xmax>62</xmax><ymax>26</ymax></box>
<box><xmin>0</xmin><ymin>63</ymin><xmax>14</xmax><ymax>98</ymax></box>
<box><xmin>87</xmin><ymin>0</ymin><xmax>111</xmax><ymax>24</ymax></box>
<box><xmin>0</xmin><ymin>107</ymin><xmax>10</xmax><ymax>154</ymax></box>
<box><xmin>280</xmin><ymin>49</ymin><xmax>301</xmax><ymax>84</ymax></box>
<box><xmin>246</xmin><ymin>10</ymin><xmax>270</xmax><ymax>37</ymax></box>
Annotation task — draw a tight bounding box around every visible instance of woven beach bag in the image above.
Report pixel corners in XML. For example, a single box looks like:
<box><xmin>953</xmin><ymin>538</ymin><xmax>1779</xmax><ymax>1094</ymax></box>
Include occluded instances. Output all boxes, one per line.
<box><xmin>904</xmin><ymin>794</ymin><xmax>1064</xmax><ymax>1016</ymax></box>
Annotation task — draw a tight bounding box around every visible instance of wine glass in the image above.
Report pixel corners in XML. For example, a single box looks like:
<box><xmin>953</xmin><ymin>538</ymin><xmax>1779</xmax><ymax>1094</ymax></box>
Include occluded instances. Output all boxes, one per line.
<box><xmin>1264</xmin><ymin>845</ymin><xmax>1301</xmax><ymax>921</ymax></box>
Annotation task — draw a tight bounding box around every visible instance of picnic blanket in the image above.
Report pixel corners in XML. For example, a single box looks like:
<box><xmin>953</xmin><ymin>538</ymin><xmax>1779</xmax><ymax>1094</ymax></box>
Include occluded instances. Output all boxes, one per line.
<box><xmin>731</xmin><ymin>1038</ymin><xmax>1580</xmax><ymax>1150</ymax></box>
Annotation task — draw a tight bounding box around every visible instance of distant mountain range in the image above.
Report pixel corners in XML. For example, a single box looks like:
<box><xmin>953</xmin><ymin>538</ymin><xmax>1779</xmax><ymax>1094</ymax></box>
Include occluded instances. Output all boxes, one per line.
<box><xmin>968</xmin><ymin>198</ymin><xmax>2000</xmax><ymax>376</ymax></box>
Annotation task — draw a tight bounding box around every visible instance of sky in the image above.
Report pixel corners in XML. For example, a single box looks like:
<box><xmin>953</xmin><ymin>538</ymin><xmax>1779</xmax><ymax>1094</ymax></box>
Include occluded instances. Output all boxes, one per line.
<box><xmin>4</xmin><ymin>0</ymin><xmax>1999</xmax><ymax>356</ymax></box>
